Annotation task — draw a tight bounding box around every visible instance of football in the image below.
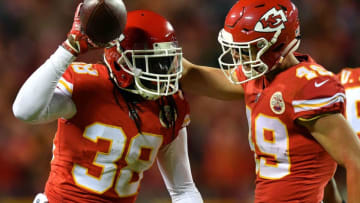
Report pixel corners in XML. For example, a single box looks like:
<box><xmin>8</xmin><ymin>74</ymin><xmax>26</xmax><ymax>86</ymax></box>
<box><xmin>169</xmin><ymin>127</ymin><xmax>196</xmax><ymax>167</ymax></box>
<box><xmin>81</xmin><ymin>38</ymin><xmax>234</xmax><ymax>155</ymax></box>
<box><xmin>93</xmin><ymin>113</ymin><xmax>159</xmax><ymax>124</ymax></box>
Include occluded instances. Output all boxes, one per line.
<box><xmin>80</xmin><ymin>0</ymin><xmax>127</xmax><ymax>45</ymax></box>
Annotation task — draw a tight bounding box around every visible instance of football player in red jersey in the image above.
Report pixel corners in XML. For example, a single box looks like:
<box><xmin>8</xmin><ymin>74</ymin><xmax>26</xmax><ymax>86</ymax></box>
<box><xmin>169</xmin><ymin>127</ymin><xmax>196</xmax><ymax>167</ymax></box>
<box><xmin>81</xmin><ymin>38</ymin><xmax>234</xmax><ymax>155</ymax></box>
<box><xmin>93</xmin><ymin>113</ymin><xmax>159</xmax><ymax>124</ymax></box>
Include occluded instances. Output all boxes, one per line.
<box><xmin>180</xmin><ymin>0</ymin><xmax>360</xmax><ymax>202</ymax></box>
<box><xmin>337</xmin><ymin>67</ymin><xmax>360</xmax><ymax>138</ymax></box>
<box><xmin>12</xmin><ymin>4</ymin><xmax>203</xmax><ymax>203</ymax></box>
<box><xmin>323</xmin><ymin>67</ymin><xmax>360</xmax><ymax>203</ymax></box>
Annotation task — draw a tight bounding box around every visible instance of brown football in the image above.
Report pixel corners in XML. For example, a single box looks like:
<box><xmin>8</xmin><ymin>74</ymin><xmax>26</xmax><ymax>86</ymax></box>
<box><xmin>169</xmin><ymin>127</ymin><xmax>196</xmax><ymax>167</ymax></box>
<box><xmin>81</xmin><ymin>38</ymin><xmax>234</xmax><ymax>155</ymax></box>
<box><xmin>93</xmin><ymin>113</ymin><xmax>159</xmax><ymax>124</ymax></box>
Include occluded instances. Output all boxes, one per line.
<box><xmin>80</xmin><ymin>0</ymin><xmax>127</xmax><ymax>45</ymax></box>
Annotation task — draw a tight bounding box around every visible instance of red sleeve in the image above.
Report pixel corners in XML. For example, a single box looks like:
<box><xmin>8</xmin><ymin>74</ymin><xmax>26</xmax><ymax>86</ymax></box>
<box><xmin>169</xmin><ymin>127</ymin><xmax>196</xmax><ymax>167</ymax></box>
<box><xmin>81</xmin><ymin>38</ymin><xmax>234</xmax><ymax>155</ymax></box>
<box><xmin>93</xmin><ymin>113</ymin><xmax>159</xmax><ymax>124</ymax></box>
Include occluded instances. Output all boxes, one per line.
<box><xmin>56</xmin><ymin>64</ymin><xmax>75</xmax><ymax>97</ymax></box>
<box><xmin>174</xmin><ymin>90</ymin><xmax>191</xmax><ymax>134</ymax></box>
<box><xmin>62</xmin><ymin>64</ymin><xmax>75</xmax><ymax>83</ymax></box>
<box><xmin>291</xmin><ymin>75</ymin><xmax>346</xmax><ymax>120</ymax></box>
<box><xmin>56</xmin><ymin>63</ymin><xmax>100</xmax><ymax>97</ymax></box>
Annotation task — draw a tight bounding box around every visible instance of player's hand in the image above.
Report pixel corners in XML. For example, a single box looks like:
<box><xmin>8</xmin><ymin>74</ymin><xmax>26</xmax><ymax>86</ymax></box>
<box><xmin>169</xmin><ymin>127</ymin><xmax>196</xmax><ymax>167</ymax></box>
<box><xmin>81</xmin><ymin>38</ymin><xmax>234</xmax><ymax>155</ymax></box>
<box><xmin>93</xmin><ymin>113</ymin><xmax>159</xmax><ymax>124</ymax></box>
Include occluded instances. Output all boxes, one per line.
<box><xmin>181</xmin><ymin>57</ymin><xmax>195</xmax><ymax>77</ymax></box>
<box><xmin>62</xmin><ymin>3</ymin><xmax>98</xmax><ymax>56</ymax></box>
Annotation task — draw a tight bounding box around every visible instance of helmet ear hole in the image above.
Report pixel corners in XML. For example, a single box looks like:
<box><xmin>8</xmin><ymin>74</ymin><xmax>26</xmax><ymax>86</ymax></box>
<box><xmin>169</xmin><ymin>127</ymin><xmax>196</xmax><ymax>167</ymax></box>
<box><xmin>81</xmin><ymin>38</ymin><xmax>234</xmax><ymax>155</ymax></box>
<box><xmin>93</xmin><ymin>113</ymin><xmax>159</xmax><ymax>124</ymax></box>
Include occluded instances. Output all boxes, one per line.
<box><xmin>114</xmin><ymin>62</ymin><xmax>121</xmax><ymax>71</ymax></box>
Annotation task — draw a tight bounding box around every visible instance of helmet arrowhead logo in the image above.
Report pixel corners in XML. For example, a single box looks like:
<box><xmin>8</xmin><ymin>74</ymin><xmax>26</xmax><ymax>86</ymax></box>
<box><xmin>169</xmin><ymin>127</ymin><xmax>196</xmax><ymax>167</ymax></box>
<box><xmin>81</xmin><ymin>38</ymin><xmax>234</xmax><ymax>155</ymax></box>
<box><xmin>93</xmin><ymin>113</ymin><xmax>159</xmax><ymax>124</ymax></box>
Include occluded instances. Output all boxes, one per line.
<box><xmin>254</xmin><ymin>8</ymin><xmax>287</xmax><ymax>33</ymax></box>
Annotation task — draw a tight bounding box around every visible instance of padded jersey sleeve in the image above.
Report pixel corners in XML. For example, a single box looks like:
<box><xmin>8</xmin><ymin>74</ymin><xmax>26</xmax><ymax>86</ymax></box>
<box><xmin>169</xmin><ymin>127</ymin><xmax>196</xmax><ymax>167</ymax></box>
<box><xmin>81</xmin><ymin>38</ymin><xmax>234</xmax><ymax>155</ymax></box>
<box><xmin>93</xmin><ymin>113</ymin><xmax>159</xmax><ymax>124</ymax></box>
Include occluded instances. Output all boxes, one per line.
<box><xmin>181</xmin><ymin>100</ymin><xmax>191</xmax><ymax>128</ymax></box>
<box><xmin>291</xmin><ymin>72</ymin><xmax>346</xmax><ymax>121</ymax></box>
<box><xmin>159</xmin><ymin>90</ymin><xmax>192</xmax><ymax>148</ymax></box>
<box><xmin>56</xmin><ymin>65</ymin><xmax>75</xmax><ymax>97</ymax></box>
<box><xmin>155</xmin><ymin>90</ymin><xmax>192</xmax><ymax>146</ymax></box>
<box><xmin>174</xmin><ymin>90</ymin><xmax>191</xmax><ymax>132</ymax></box>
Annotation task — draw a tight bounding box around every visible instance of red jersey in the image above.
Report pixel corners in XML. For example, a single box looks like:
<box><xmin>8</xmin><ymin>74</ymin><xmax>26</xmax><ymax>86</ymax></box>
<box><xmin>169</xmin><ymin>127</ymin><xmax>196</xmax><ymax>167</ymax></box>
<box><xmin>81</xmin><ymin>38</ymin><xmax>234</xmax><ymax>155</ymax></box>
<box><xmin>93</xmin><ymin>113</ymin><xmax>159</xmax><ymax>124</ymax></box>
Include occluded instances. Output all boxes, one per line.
<box><xmin>238</xmin><ymin>54</ymin><xmax>345</xmax><ymax>203</ymax></box>
<box><xmin>337</xmin><ymin>67</ymin><xmax>360</xmax><ymax>137</ymax></box>
<box><xmin>45</xmin><ymin>62</ymin><xmax>190</xmax><ymax>203</ymax></box>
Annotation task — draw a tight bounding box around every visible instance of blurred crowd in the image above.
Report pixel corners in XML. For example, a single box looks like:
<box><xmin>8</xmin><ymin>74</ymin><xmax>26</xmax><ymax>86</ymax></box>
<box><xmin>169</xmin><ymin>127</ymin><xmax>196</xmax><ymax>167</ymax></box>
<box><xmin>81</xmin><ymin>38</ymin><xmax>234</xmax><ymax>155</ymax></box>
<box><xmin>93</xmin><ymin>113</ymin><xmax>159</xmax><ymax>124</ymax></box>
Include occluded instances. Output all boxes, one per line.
<box><xmin>0</xmin><ymin>0</ymin><xmax>359</xmax><ymax>202</ymax></box>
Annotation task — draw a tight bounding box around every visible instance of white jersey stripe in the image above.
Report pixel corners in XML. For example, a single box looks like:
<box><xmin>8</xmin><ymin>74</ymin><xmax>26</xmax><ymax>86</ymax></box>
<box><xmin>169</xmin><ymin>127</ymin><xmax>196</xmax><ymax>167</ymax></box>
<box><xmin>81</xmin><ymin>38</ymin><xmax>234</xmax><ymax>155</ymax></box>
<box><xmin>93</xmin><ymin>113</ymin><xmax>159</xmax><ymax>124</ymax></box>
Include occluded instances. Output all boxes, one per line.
<box><xmin>56</xmin><ymin>77</ymin><xmax>73</xmax><ymax>97</ymax></box>
<box><xmin>292</xmin><ymin>93</ymin><xmax>345</xmax><ymax>113</ymax></box>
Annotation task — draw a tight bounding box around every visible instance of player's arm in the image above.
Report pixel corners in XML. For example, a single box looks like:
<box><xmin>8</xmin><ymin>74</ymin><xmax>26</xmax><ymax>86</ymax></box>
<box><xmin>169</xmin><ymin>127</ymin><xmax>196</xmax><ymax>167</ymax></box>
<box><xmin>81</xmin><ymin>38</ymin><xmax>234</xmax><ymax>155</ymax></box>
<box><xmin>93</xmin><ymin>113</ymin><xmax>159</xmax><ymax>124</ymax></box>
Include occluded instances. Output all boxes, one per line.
<box><xmin>156</xmin><ymin>127</ymin><xmax>203</xmax><ymax>203</ymax></box>
<box><xmin>13</xmin><ymin>3</ymin><xmax>95</xmax><ymax>124</ymax></box>
<box><xmin>181</xmin><ymin>58</ymin><xmax>244</xmax><ymax>100</ymax></box>
<box><xmin>324</xmin><ymin>177</ymin><xmax>343</xmax><ymax>203</ymax></box>
<box><xmin>298</xmin><ymin>113</ymin><xmax>360</xmax><ymax>203</ymax></box>
<box><xmin>12</xmin><ymin>47</ymin><xmax>76</xmax><ymax>124</ymax></box>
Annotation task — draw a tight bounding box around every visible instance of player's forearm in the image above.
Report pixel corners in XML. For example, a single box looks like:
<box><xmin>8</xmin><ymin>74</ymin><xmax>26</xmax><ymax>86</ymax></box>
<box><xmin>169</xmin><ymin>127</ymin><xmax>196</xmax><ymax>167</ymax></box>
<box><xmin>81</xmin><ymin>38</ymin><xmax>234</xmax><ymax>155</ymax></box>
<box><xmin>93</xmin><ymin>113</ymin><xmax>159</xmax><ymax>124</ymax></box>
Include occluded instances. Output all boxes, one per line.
<box><xmin>13</xmin><ymin>46</ymin><xmax>76</xmax><ymax>123</ymax></box>
<box><xmin>345</xmin><ymin>162</ymin><xmax>360</xmax><ymax>203</ymax></box>
<box><xmin>346</xmin><ymin>173</ymin><xmax>360</xmax><ymax>203</ymax></box>
<box><xmin>168</xmin><ymin>186</ymin><xmax>203</xmax><ymax>203</ymax></box>
<box><xmin>157</xmin><ymin>128</ymin><xmax>203</xmax><ymax>203</ymax></box>
<box><xmin>303</xmin><ymin>114</ymin><xmax>360</xmax><ymax>203</ymax></box>
<box><xmin>181</xmin><ymin>59</ymin><xmax>244</xmax><ymax>100</ymax></box>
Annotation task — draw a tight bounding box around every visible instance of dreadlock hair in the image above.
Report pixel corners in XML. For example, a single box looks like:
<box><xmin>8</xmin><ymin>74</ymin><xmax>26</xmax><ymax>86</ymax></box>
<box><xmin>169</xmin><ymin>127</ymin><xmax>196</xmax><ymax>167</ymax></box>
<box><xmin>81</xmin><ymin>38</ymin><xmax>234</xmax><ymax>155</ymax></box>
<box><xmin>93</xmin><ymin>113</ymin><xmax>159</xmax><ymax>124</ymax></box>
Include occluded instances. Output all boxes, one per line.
<box><xmin>158</xmin><ymin>95</ymin><xmax>178</xmax><ymax>138</ymax></box>
<box><xmin>110</xmin><ymin>80</ymin><xmax>179</xmax><ymax>138</ymax></box>
<box><xmin>111</xmin><ymin>82</ymin><xmax>144</xmax><ymax>133</ymax></box>
<box><xmin>106</xmin><ymin>58</ymin><xmax>179</xmax><ymax>136</ymax></box>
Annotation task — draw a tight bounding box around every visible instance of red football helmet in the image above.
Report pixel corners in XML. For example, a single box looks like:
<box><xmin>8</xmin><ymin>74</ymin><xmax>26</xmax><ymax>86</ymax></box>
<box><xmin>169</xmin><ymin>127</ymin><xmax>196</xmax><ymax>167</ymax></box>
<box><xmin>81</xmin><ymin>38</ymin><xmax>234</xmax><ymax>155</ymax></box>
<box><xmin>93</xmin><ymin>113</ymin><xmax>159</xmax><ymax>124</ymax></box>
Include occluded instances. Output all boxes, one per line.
<box><xmin>104</xmin><ymin>10</ymin><xmax>183</xmax><ymax>100</ymax></box>
<box><xmin>218</xmin><ymin>0</ymin><xmax>300</xmax><ymax>84</ymax></box>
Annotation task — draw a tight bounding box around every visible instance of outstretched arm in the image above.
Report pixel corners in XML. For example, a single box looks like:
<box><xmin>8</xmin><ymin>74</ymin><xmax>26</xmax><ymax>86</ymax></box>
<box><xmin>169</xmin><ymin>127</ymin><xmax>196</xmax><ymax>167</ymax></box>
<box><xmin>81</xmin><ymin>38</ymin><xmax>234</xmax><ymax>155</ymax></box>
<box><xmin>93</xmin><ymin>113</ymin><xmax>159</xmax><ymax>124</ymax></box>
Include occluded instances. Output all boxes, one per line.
<box><xmin>299</xmin><ymin>113</ymin><xmax>360</xmax><ymax>203</ymax></box>
<box><xmin>157</xmin><ymin>127</ymin><xmax>203</xmax><ymax>203</ymax></box>
<box><xmin>181</xmin><ymin>58</ymin><xmax>244</xmax><ymax>100</ymax></box>
<box><xmin>12</xmin><ymin>46</ymin><xmax>76</xmax><ymax>123</ymax></box>
<box><xmin>13</xmin><ymin>3</ymin><xmax>97</xmax><ymax>124</ymax></box>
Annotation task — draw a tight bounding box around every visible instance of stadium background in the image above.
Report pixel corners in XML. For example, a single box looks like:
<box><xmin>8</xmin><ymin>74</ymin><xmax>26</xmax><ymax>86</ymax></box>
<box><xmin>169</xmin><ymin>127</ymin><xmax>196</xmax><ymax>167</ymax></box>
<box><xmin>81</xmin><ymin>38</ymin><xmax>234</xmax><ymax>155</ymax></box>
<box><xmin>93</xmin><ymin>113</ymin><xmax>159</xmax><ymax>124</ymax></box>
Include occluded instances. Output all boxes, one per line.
<box><xmin>0</xmin><ymin>0</ymin><xmax>359</xmax><ymax>202</ymax></box>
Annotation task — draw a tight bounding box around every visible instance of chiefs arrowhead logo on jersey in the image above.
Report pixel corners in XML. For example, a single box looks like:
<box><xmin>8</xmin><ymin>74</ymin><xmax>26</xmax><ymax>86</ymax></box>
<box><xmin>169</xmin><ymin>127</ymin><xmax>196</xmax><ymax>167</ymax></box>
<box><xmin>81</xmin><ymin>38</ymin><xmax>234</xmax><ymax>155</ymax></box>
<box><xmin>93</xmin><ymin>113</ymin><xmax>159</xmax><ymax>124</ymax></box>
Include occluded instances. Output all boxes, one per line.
<box><xmin>254</xmin><ymin>8</ymin><xmax>287</xmax><ymax>33</ymax></box>
<box><xmin>270</xmin><ymin>91</ymin><xmax>285</xmax><ymax>114</ymax></box>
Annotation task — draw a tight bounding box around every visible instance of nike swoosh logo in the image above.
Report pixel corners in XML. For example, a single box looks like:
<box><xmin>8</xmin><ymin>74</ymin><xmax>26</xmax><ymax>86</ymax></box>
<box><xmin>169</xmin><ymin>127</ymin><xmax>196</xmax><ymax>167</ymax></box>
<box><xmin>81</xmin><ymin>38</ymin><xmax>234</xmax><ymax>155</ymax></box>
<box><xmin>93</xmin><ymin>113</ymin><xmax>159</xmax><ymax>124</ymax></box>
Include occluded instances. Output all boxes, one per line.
<box><xmin>314</xmin><ymin>79</ymin><xmax>329</xmax><ymax>87</ymax></box>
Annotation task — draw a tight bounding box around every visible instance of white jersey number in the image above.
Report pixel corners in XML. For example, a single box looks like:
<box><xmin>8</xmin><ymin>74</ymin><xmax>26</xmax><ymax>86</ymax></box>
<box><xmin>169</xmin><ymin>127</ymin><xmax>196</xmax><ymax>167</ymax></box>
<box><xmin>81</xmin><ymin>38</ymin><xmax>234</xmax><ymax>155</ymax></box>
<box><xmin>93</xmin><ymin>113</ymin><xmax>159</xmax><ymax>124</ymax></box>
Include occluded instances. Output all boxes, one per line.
<box><xmin>247</xmin><ymin>107</ymin><xmax>291</xmax><ymax>179</ymax></box>
<box><xmin>296</xmin><ymin>65</ymin><xmax>333</xmax><ymax>80</ymax></box>
<box><xmin>71</xmin><ymin>63</ymin><xmax>98</xmax><ymax>76</ymax></box>
<box><xmin>72</xmin><ymin>123</ymin><xmax>163</xmax><ymax>197</ymax></box>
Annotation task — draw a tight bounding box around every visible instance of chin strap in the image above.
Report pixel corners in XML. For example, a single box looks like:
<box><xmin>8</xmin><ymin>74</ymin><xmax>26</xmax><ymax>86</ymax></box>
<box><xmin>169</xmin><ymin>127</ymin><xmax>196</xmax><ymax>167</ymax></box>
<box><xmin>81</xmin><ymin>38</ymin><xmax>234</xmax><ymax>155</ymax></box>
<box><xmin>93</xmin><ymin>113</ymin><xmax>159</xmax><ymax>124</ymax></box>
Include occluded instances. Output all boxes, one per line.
<box><xmin>133</xmin><ymin>77</ymin><xmax>162</xmax><ymax>100</ymax></box>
